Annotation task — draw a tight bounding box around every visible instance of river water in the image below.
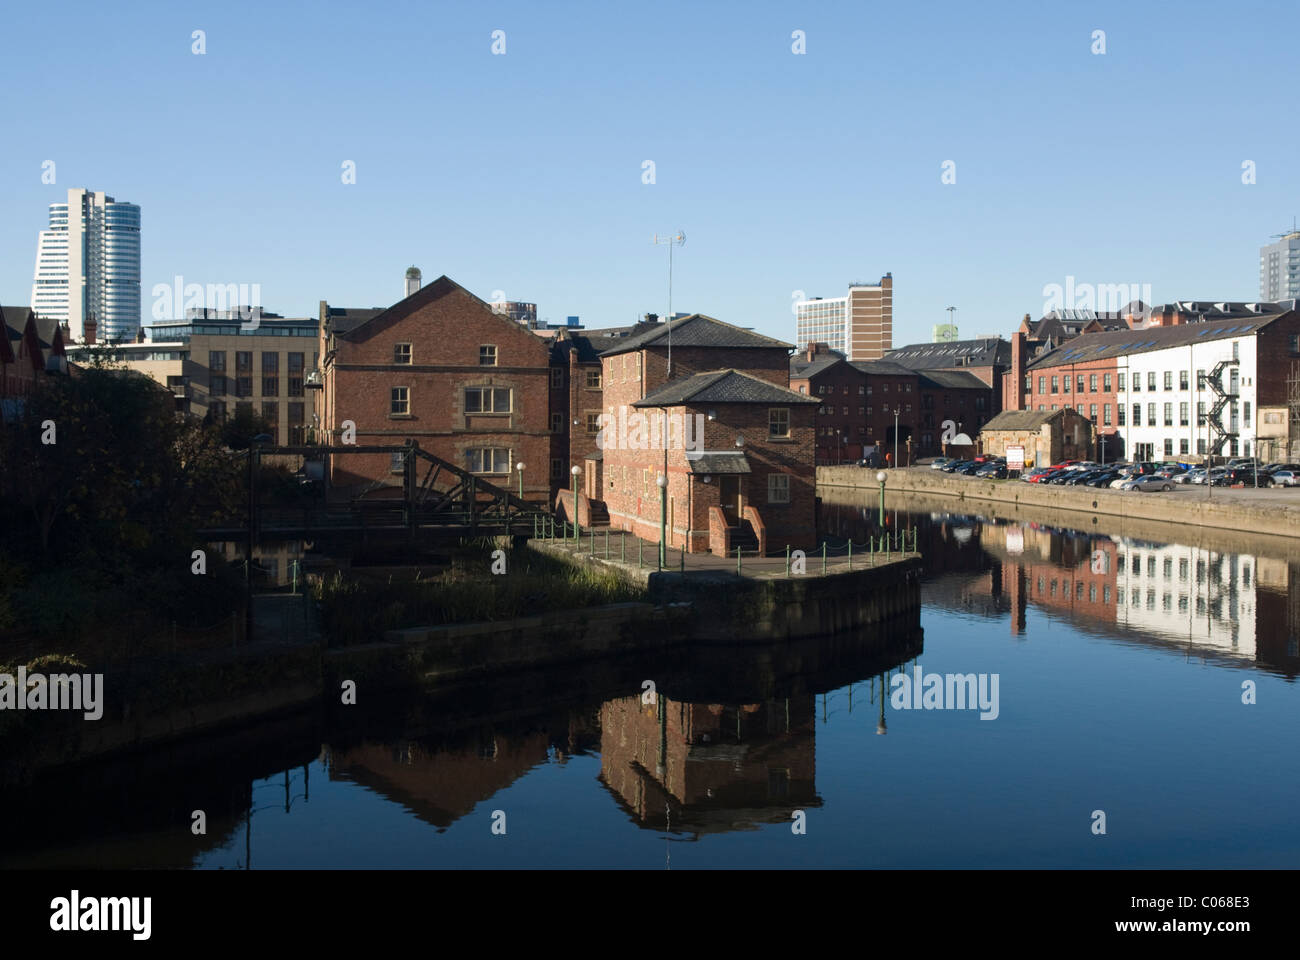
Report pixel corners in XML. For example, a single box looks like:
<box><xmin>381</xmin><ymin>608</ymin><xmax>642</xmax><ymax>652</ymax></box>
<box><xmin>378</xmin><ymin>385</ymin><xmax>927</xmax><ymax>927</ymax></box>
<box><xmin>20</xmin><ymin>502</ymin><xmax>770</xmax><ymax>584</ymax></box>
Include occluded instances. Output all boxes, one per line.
<box><xmin>4</xmin><ymin>498</ymin><xmax>1298</xmax><ymax>869</ymax></box>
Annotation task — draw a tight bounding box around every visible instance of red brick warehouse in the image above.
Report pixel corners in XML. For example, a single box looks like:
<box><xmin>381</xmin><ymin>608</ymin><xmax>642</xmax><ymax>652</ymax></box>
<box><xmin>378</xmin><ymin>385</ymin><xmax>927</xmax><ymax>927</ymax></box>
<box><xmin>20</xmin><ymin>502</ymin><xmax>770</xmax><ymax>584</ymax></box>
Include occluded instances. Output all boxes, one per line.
<box><xmin>318</xmin><ymin>275</ymin><xmax>557</xmax><ymax>501</ymax></box>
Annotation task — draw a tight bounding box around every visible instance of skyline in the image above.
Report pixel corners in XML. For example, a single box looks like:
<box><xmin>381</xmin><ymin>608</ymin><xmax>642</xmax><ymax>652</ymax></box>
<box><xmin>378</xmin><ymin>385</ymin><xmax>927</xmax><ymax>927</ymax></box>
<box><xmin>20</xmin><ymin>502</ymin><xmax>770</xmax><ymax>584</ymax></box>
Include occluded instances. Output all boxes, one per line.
<box><xmin>1</xmin><ymin>0</ymin><xmax>1298</xmax><ymax>346</ymax></box>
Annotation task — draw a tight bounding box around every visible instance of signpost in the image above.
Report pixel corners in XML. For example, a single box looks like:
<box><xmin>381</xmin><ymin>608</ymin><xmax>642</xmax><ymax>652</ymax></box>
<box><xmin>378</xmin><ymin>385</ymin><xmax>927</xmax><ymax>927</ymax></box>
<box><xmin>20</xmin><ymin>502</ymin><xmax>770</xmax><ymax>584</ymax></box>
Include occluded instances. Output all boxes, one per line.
<box><xmin>1006</xmin><ymin>444</ymin><xmax>1025</xmax><ymax>474</ymax></box>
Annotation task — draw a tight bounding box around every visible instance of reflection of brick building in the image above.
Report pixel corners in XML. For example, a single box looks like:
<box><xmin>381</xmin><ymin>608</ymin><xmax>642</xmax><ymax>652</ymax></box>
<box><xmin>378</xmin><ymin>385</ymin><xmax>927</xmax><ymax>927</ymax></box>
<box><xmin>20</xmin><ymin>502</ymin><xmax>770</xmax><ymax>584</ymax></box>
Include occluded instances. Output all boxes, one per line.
<box><xmin>598</xmin><ymin>694</ymin><xmax>819</xmax><ymax>834</ymax></box>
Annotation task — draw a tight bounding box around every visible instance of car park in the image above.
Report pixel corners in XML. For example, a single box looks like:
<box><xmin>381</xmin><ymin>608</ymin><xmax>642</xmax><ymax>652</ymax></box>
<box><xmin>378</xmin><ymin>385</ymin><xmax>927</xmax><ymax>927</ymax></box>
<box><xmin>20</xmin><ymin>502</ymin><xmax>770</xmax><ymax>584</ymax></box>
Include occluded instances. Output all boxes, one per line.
<box><xmin>1271</xmin><ymin>470</ymin><xmax>1300</xmax><ymax>487</ymax></box>
<box><xmin>930</xmin><ymin>457</ymin><xmax>954</xmax><ymax>470</ymax></box>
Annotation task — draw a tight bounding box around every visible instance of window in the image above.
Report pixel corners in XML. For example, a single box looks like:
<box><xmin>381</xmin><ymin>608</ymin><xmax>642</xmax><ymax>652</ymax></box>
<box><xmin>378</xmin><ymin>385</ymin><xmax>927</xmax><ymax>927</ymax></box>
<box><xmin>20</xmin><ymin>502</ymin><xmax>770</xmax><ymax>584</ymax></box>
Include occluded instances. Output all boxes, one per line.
<box><xmin>1196</xmin><ymin>369</ymin><xmax>1206</xmax><ymax>389</ymax></box>
<box><xmin>1179</xmin><ymin>370</ymin><xmax>1189</xmax><ymax>390</ymax></box>
<box><xmin>208</xmin><ymin>400</ymin><xmax>226</xmax><ymax>421</ymax></box>
<box><xmin>858</xmin><ymin>406</ymin><xmax>864</xmax><ymax>415</ymax></box>
<box><xmin>550</xmin><ymin>412</ymin><xmax>563</xmax><ymax>433</ymax></box>
<box><xmin>394</xmin><ymin>342</ymin><xmax>412</xmax><ymax>364</ymax></box>
<box><xmin>843</xmin><ymin>406</ymin><xmax>849</xmax><ymax>415</ymax></box>
<box><xmin>1232</xmin><ymin>341</ymin><xmax>1239</xmax><ymax>361</ymax></box>
<box><xmin>818</xmin><ymin>385</ymin><xmax>826</xmax><ymax>395</ymax></box>
<box><xmin>767</xmin><ymin>473</ymin><xmax>790</xmax><ymax>504</ymax></box>
<box><xmin>465</xmin><ymin>386</ymin><xmax>511</xmax><ymax>413</ymax></box>
<box><xmin>550</xmin><ymin>367</ymin><xmax>564</xmax><ymax>388</ymax></box>
<box><xmin>882</xmin><ymin>384</ymin><xmax>889</xmax><ymax>393</ymax></box>
<box><xmin>209</xmin><ymin>350</ymin><xmax>226</xmax><ymax>372</ymax></box>
<box><xmin>1089</xmin><ymin>404</ymin><xmax>1097</xmax><ymax>422</ymax></box>
<box><xmin>288</xmin><ymin>402</ymin><xmax>305</xmax><ymax>444</ymax></box>
<box><xmin>211</xmin><ymin>375</ymin><xmax>227</xmax><ymax>397</ymax></box>
<box><xmin>1117</xmin><ymin>405</ymin><xmax>1125</xmax><ymax>426</ymax></box>
<box><xmin>479</xmin><ymin>345</ymin><xmax>497</xmax><ymax>366</ymax></box>
<box><xmin>1077</xmin><ymin>404</ymin><xmax>1084</xmax><ymax>416</ymax></box>
<box><xmin>1179</xmin><ymin>402</ymin><xmax>1189</xmax><ymax>426</ymax></box>
<box><xmin>1132</xmin><ymin>404</ymin><xmax>1141</xmax><ymax>426</ymax></box>
<box><xmin>1077</xmin><ymin>376</ymin><xmax>1085</xmax><ymax>393</ymax></box>
<box><xmin>1063</xmin><ymin>376</ymin><xmax>1070</xmax><ymax>394</ymax></box>
<box><xmin>1163</xmin><ymin>403</ymin><xmax>1173</xmax><ymax>426</ymax></box>
<box><xmin>1197</xmin><ymin>438</ymin><xmax>1206</xmax><ymax>455</ymax></box>
<box><xmin>585</xmin><ymin>370</ymin><xmax>602</xmax><ymax>389</ymax></box>
<box><xmin>1132</xmin><ymin>373</ymin><xmax>1141</xmax><ymax>392</ymax></box>
<box><xmin>467</xmin><ymin>448</ymin><xmax>510</xmax><ymax>474</ymax></box>
<box><xmin>1103</xmin><ymin>373</ymin><xmax>1111</xmax><ymax>392</ymax></box>
<box><xmin>236</xmin><ymin>375</ymin><xmax>253</xmax><ymax>398</ymax></box>
<box><xmin>1197</xmin><ymin>401</ymin><xmax>1206</xmax><ymax>426</ymax></box>
<box><xmin>1244</xmin><ymin>400</ymin><xmax>1251</xmax><ymax>422</ymax></box>
<box><xmin>858</xmin><ymin>385</ymin><xmax>865</xmax><ymax>395</ymax></box>
<box><xmin>261</xmin><ymin>402</ymin><xmax>278</xmax><ymax>433</ymax></box>
<box><xmin>1147</xmin><ymin>403</ymin><xmax>1156</xmax><ymax>425</ymax></box>
<box><xmin>1117</xmin><ymin>372</ymin><xmax>1125</xmax><ymax>391</ymax></box>
<box><xmin>1103</xmin><ymin>404</ymin><xmax>1112</xmax><ymax>426</ymax></box>
<box><xmin>389</xmin><ymin>450</ymin><xmax>407</xmax><ymax>474</ymax></box>
<box><xmin>866</xmin><ymin>405</ymin><xmax>873</xmax><ymax>415</ymax></box>
<box><xmin>551</xmin><ymin>458</ymin><xmax>563</xmax><ymax>479</ymax></box>
<box><xmin>391</xmin><ymin>386</ymin><xmax>410</xmax><ymax>416</ymax></box>
<box><xmin>288</xmin><ymin>352</ymin><xmax>304</xmax><ymax>395</ymax></box>
<box><xmin>1163</xmin><ymin>371</ymin><xmax>1173</xmax><ymax>390</ymax></box>
<box><xmin>798</xmin><ymin>386</ymin><xmax>806</xmax><ymax>394</ymax></box>
<box><xmin>1179</xmin><ymin>439</ymin><xmax>1189</xmax><ymax>455</ymax></box>
<box><xmin>1089</xmin><ymin>374</ymin><xmax>1098</xmax><ymax>392</ymax></box>
<box><xmin>1164</xmin><ymin>439</ymin><xmax>1173</xmax><ymax>457</ymax></box>
<box><xmin>769</xmin><ymin>408</ymin><xmax>790</xmax><ymax>438</ymax></box>
<box><xmin>585</xmin><ymin>412</ymin><xmax>601</xmax><ymax>434</ymax></box>
<box><xmin>1147</xmin><ymin>372</ymin><xmax>1156</xmax><ymax>391</ymax></box>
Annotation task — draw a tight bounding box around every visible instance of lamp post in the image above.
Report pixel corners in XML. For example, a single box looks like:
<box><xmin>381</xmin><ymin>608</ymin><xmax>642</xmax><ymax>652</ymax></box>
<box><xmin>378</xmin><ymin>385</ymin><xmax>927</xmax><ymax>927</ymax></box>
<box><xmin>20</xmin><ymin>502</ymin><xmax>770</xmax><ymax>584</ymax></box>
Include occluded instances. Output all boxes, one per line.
<box><xmin>656</xmin><ymin>473</ymin><xmax>668</xmax><ymax>569</ymax></box>
<box><xmin>876</xmin><ymin>470</ymin><xmax>886</xmax><ymax>526</ymax></box>
<box><xmin>893</xmin><ymin>409</ymin><xmax>899</xmax><ymax>468</ymax></box>
<box><xmin>570</xmin><ymin>465</ymin><xmax>581</xmax><ymax>542</ymax></box>
<box><xmin>516</xmin><ymin>461</ymin><xmax>526</xmax><ymax>502</ymax></box>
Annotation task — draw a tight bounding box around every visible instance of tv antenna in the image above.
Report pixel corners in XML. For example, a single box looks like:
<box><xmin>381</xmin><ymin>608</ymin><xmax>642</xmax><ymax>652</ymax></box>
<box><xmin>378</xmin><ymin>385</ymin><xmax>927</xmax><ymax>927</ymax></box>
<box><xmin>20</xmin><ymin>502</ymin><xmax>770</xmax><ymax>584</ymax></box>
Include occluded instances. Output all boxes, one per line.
<box><xmin>653</xmin><ymin>230</ymin><xmax>685</xmax><ymax>378</ymax></box>
<box><xmin>1272</xmin><ymin>217</ymin><xmax>1300</xmax><ymax>239</ymax></box>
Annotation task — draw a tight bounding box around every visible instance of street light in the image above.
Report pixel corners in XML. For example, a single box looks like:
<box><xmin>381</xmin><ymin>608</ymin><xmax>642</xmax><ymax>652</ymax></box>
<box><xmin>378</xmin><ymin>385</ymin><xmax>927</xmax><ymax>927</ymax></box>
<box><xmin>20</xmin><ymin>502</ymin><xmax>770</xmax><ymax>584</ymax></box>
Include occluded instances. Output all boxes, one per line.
<box><xmin>515</xmin><ymin>461</ymin><xmax>526</xmax><ymax>502</ymax></box>
<box><xmin>656</xmin><ymin>473</ymin><xmax>668</xmax><ymax>569</ymax></box>
<box><xmin>876</xmin><ymin>470</ymin><xmax>886</xmax><ymax>526</ymax></box>
<box><xmin>571</xmin><ymin>465</ymin><xmax>581</xmax><ymax>542</ymax></box>
<box><xmin>893</xmin><ymin>409</ymin><xmax>899</xmax><ymax>468</ymax></box>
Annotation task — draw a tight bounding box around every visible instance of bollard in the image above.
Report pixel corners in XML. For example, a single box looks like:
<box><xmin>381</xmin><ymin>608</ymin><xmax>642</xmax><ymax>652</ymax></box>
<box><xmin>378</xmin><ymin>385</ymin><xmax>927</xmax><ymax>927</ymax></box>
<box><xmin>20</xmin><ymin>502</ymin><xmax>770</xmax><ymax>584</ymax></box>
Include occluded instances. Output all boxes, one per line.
<box><xmin>886</xmin><ymin>534</ymin><xmax>891</xmax><ymax>559</ymax></box>
<box><xmin>590</xmin><ymin>529</ymin><xmax>595</xmax><ymax>555</ymax></box>
<box><xmin>785</xmin><ymin>544</ymin><xmax>790</xmax><ymax>577</ymax></box>
<box><xmin>737</xmin><ymin>546</ymin><xmax>742</xmax><ymax>575</ymax></box>
<box><xmin>821</xmin><ymin>542</ymin><xmax>827</xmax><ymax>574</ymax></box>
<box><xmin>621</xmin><ymin>532</ymin><xmax>626</xmax><ymax>563</ymax></box>
<box><xmin>680</xmin><ymin>545</ymin><xmax>685</xmax><ymax>572</ymax></box>
<box><xmin>605</xmin><ymin>529</ymin><xmax>609</xmax><ymax>559</ymax></box>
<box><xmin>848</xmin><ymin>540</ymin><xmax>853</xmax><ymax>570</ymax></box>
<box><xmin>639</xmin><ymin>538</ymin><xmax>643</xmax><ymax>568</ymax></box>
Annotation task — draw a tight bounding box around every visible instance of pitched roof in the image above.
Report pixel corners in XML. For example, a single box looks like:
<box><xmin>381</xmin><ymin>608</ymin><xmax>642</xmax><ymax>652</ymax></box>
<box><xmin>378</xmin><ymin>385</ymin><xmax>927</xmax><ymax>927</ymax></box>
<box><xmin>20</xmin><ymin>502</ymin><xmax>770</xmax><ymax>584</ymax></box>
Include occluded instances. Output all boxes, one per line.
<box><xmin>849</xmin><ymin>360</ymin><xmax>917</xmax><ymax>377</ymax></box>
<box><xmin>981</xmin><ymin>408</ymin><xmax>1069</xmax><ymax>432</ymax></box>
<box><xmin>324</xmin><ymin>306</ymin><xmax>386</xmax><ymax>334</ymax></box>
<box><xmin>884</xmin><ymin>337</ymin><xmax>1011</xmax><ymax>369</ymax></box>
<box><xmin>0</xmin><ymin>306</ymin><xmax>18</xmax><ymax>362</ymax></box>
<box><xmin>335</xmin><ymin>276</ymin><xmax>498</xmax><ymax>340</ymax></box>
<box><xmin>632</xmin><ymin>369</ymin><xmax>818</xmax><ymax>407</ymax></box>
<box><xmin>918</xmin><ymin>369</ymin><xmax>988</xmax><ymax>390</ymax></box>
<box><xmin>789</xmin><ymin>352</ymin><xmax>848</xmax><ymax>379</ymax></box>
<box><xmin>1026</xmin><ymin>311</ymin><xmax>1295</xmax><ymax>370</ymax></box>
<box><xmin>558</xmin><ymin>325</ymin><xmax>638</xmax><ymax>362</ymax></box>
<box><xmin>687</xmin><ymin>453</ymin><xmax>751</xmax><ymax>474</ymax></box>
<box><xmin>600</xmin><ymin>314</ymin><xmax>793</xmax><ymax>356</ymax></box>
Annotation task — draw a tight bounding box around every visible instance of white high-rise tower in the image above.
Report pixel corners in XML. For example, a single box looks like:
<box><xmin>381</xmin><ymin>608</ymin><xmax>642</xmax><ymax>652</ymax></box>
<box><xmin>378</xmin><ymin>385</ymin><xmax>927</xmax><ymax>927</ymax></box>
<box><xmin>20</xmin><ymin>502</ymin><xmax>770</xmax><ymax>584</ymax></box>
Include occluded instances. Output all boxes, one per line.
<box><xmin>31</xmin><ymin>188</ymin><xmax>141</xmax><ymax>342</ymax></box>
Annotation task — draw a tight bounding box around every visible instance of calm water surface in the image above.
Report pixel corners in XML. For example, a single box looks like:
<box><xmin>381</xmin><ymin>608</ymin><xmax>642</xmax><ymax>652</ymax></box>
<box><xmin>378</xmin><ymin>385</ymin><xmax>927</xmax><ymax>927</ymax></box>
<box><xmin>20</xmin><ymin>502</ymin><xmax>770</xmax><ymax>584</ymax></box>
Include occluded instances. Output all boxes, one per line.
<box><xmin>6</xmin><ymin>504</ymin><xmax>1298</xmax><ymax>869</ymax></box>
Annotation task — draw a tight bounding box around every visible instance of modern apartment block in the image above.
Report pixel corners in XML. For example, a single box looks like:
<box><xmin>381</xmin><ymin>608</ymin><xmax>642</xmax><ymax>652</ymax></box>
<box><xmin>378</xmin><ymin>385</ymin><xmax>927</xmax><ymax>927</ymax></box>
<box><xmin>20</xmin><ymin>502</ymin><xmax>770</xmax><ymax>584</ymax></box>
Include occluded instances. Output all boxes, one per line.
<box><xmin>1261</xmin><ymin>231</ymin><xmax>1300</xmax><ymax>302</ymax></box>
<box><xmin>794</xmin><ymin>274</ymin><xmax>893</xmax><ymax>360</ymax></box>
<box><xmin>31</xmin><ymin>188</ymin><xmax>141</xmax><ymax>343</ymax></box>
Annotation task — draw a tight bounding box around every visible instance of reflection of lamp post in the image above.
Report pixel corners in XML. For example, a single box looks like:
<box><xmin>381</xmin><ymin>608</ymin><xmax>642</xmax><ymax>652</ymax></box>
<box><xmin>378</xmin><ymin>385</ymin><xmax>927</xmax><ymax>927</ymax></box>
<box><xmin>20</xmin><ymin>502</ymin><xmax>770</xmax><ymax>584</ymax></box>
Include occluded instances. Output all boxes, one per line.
<box><xmin>876</xmin><ymin>470</ymin><xmax>886</xmax><ymax>526</ymax></box>
<box><xmin>877</xmin><ymin>671</ymin><xmax>888</xmax><ymax>734</ymax></box>
<box><xmin>656</xmin><ymin>473</ymin><xmax>668</xmax><ymax>569</ymax></box>
<box><xmin>906</xmin><ymin>435</ymin><xmax>912</xmax><ymax>468</ymax></box>
<box><xmin>571</xmin><ymin>465</ymin><xmax>581</xmax><ymax>542</ymax></box>
<box><xmin>516</xmin><ymin>461</ymin><xmax>526</xmax><ymax>502</ymax></box>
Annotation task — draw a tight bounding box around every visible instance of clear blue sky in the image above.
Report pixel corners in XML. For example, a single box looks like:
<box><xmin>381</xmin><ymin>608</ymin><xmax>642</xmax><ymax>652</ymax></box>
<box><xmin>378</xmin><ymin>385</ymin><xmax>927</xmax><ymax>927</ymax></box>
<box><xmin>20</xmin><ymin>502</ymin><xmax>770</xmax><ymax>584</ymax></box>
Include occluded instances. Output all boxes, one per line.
<box><xmin>2</xmin><ymin>0</ymin><xmax>1296</xmax><ymax>345</ymax></box>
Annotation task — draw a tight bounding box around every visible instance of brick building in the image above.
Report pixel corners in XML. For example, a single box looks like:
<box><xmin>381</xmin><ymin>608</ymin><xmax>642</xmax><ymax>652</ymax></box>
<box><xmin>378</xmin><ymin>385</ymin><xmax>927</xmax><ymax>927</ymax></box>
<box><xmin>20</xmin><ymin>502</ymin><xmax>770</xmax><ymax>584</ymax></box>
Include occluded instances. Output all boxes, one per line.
<box><xmin>978</xmin><ymin>407</ymin><xmax>1095</xmax><ymax>467</ymax></box>
<box><xmin>596</xmin><ymin>314</ymin><xmax>816</xmax><ymax>554</ymax></box>
<box><xmin>318</xmin><ymin>275</ymin><xmax>556</xmax><ymax>501</ymax></box>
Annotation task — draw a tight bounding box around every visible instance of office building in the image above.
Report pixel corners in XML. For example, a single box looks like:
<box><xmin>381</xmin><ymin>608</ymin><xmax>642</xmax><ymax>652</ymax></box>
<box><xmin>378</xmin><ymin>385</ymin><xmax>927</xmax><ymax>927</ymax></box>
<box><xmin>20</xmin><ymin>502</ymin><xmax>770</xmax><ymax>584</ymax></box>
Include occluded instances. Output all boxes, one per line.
<box><xmin>794</xmin><ymin>274</ymin><xmax>893</xmax><ymax>360</ymax></box>
<box><xmin>1261</xmin><ymin>230</ymin><xmax>1300</xmax><ymax>302</ymax></box>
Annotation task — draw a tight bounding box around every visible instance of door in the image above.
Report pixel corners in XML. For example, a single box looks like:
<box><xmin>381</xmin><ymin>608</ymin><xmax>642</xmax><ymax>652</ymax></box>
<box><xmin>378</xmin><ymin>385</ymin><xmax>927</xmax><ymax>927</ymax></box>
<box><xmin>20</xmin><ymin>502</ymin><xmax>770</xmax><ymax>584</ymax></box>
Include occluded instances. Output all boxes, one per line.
<box><xmin>719</xmin><ymin>476</ymin><xmax>742</xmax><ymax>525</ymax></box>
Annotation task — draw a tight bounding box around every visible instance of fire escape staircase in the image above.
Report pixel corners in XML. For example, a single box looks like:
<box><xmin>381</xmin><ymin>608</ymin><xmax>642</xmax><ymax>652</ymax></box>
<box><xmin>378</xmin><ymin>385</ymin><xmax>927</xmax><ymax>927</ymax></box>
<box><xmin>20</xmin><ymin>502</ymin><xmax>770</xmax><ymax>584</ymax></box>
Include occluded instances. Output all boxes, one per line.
<box><xmin>1203</xmin><ymin>358</ymin><xmax>1239</xmax><ymax>456</ymax></box>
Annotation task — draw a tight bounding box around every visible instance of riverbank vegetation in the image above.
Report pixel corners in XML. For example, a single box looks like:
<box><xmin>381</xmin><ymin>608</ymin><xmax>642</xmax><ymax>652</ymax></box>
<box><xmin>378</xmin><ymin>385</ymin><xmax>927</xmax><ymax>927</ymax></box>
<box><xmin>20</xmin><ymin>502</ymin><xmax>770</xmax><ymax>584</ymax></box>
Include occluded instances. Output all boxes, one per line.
<box><xmin>313</xmin><ymin>546</ymin><xmax>643</xmax><ymax>646</ymax></box>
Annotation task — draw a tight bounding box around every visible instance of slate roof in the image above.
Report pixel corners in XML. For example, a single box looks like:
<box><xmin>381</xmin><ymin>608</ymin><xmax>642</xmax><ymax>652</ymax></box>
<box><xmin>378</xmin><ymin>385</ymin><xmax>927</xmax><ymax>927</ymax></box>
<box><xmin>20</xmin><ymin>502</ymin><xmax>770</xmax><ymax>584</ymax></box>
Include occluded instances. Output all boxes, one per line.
<box><xmin>849</xmin><ymin>360</ymin><xmax>917</xmax><ymax>377</ymax></box>
<box><xmin>561</xmin><ymin>326</ymin><xmax>638</xmax><ymax>362</ymax></box>
<box><xmin>981</xmin><ymin>408</ymin><xmax>1070</xmax><ymax>432</ymax></box>
<box><xmin>1026</xmin><ymin>311</ymin><xmax>1296</xmax><ymax>371</ymax></box>
<box><xmin>687</xmin><ymin>453</ymin><xmax>751</xmax><ymax>474</ymax></box>
<box><xmin>600</xmin><ymin>314</ymin><xmax>792</xmax><ymax>356</ymax></box>
<box><xmin>884</xmin><ymin>337</ymin><xmax>1011</xmax><ymax>369</ymax></box>
<box><xmin>632</xmin><ymin>369</ymin><xmax>818</xmax><ymax>407</ymax></box>
<box><xmin>324</xmin><ymin>306</ymin><xmax>387</xmax><ymax>334</ymax></box>
<box><xmin>918</xmin><ymin>369</ymin><xmax>988</xmax><ymax>390</ymax></box>
<box><xmin>789</xmin><ymin>351</ymin><xmax>847</xmax><ymax>379</ymax></box>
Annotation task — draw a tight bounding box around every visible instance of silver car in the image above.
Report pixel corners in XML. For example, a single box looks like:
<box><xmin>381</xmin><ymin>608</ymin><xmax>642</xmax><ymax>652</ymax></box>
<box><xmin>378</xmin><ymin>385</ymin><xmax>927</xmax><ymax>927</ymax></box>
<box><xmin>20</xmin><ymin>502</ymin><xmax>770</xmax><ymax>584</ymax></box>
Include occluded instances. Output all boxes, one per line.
<box><xmin>1120</xmin><ymin>475</ymin><xmax>1175</xmax><ymax>492</ymax></box>
<box><xmin>1271</xmin><ymin>470</ymin><xmax>1300</xmax><ymax>487</ymax></box>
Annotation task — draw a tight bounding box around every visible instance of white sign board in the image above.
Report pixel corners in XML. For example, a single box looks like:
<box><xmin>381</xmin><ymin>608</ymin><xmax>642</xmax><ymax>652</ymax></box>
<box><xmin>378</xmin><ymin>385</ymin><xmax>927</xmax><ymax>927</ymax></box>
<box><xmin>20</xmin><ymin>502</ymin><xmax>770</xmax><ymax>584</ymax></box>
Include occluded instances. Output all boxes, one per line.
<box><xmin>1006</xmin><ymin>445</ymin><xmax>1025</xmax><ymax>470</ymax></box>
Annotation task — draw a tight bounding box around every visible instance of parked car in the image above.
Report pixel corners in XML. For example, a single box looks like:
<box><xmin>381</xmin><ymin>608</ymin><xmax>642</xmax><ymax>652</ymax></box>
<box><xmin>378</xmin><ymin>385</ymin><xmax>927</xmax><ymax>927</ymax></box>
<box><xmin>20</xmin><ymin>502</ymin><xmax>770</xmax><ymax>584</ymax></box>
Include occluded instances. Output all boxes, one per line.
<box><xmin>1121</xmin><ymin>475</ymin><xmax>1175</xmax><ymax>492</ymax></box>
<box><xmin>930</xmin><ymin>457</ymin><xmax>954</xmax><ymax>470</ymax></box>
<box><xmin>1085</xmin><ymin>470</ymin><xmax>1123</xmax><ymax>488</ymax></box>
<box><xmin>955</xmin><ymin>461</ymin><xmax>984</xmax><ymax>476</ymax></box>
<box><xmin>976</xmin><ymin>462</ymin><xmax>1008</xmax><ymax>479</ymax></box>
<box><xmin>1065</xmin><ymin>470</ymin><xmax>1102</xmax><ymax>486</ymax></box>
<box><xmin>1022</xmin><ymin>467</ymin><xmax>1053</xmax><ymax>482</ymax></box>
<box><xmin>1271</xmin><ymin>470</ymin><xmax>1300</xmax><ymax>487</ymax></box>
<box><xmin>1174</xmin><ymin>468</ymin><xmax>1204</xmax><ymax>484</ymax></box>
<box><xmin>1213</xmin><ymin>468</ymin><xmax>1272</xmax><ymax>487</ymax></box>
<box><xmin>1190</xmin><ymin>468</ymin><xmax>1227</xmax><ymax>485</ymax></box>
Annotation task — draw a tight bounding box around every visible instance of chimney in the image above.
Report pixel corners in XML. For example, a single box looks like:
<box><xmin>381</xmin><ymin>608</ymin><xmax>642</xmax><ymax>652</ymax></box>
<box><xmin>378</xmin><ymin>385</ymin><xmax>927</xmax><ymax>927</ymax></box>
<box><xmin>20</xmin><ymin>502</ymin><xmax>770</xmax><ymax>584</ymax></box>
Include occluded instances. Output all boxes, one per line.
<box><xmin>84</xmin><ymin>315</ymin><xmax>97</xmax><ymax>345</ymax></box>
<box><xmin>645</xmin><ymin>313</ymin><xmax>659</xmax><ymax>324</ymax></box>
<box><xmin>404</xmin><ymin>266</ymin><xmax>422</xmax><ymax>298</ymax></box>
<box><xmin>806</xmin><ymin>343</ymin><xmax>816</xmax><ymax>362</ymax></box>
<box><xmin>1008</xmin><ymin>331</ymin><xmax>1027</xmax><ymax>410</ymax></box>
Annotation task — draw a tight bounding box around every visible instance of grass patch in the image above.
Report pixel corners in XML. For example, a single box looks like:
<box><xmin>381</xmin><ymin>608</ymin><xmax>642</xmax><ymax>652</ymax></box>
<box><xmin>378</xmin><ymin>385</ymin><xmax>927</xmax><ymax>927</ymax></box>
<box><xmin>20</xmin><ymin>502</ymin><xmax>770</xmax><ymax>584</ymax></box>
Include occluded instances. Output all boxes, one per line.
<box><xmin>314</xmin><ymin>546</ymin><xmax>644</xmax><ymax>646</ymax></box>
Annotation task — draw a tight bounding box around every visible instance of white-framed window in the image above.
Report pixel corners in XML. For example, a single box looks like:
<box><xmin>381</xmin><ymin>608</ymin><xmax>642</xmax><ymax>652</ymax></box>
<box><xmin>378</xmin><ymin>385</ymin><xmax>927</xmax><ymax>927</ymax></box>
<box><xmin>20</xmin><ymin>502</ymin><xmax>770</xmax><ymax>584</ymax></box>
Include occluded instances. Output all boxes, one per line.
<box><xmin>768</xmin><ymin>473</ymin><xmax>790</xmax><ymax>504</ymax></box>
<box><xmin>394</xmin><ymin>342</ymin><xmax>412</xmax><ymax>364</ymax></box>
<box><xmin>479</xmin><ymin>345</ymin><xmax>498</xmax><ymax>366</ymax></box>
<box><xmin>585</xmin><ymin>369</ymin><xmax>602</xmax><ymax>389</ymax></box>
<box><xmin>467</xmin><ymin>448</ymin><xmax>510</xmax><ymax>474</ymax></box>
<box><xmin>465</xmin><ymin>386</ymin><xmax>511</xmax><ymax>413</ymax></box>
<box><xmin>550</xmin><ymin>412</ymin><xmax>563</xmax><ymax>432</ymax></box>
<box><xmin>769</xmin><ymin>408</ymin><xmax>790</xmax><ymax>438</ymax></box>
<box><xmin>585</xmin><ymin>412</ymin><xmax>601</xmax><ymax>434</ymax></box>
<box><xmin>391</xmin><ymin>386</ymin><xmax>409</xmax><ymax>415</ymax></box>
<box><xmin>550</xmin><ymin>367</ymin><xmax>564</xmax><ymax>388</ymax></box>
<box><xmin>390</xmin><ymin>451</ymin><xmax>407</xmax><ymax>473</ymax></box>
